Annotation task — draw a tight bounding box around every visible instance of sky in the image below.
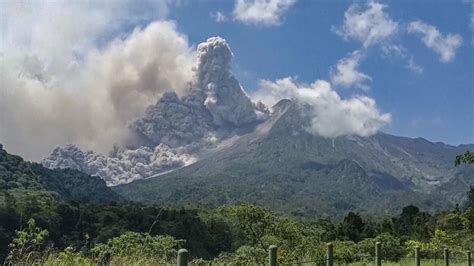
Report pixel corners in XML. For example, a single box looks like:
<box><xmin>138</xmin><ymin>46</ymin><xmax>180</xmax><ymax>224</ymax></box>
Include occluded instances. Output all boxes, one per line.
<box><xmin>169</xmin><ymin>0</ymin><xmax>473</xmax><ymax>145</ymax></box>
<box><xmin>0</xmin><ymin>0</ymin><xmax>473</xmax><ymax>160</ymax></box>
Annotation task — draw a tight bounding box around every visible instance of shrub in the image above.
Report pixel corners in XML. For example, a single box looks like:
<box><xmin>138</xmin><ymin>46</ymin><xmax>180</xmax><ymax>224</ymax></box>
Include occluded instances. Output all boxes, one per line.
<box><xmin>7</xmin><ymin>218</ymin><xmax>50</xmax><ymax>265</ymax></box>
<box><xmin>91</xmin><ymin>231</ymin><xmax>184</xmax><ymax>263</ymax></box>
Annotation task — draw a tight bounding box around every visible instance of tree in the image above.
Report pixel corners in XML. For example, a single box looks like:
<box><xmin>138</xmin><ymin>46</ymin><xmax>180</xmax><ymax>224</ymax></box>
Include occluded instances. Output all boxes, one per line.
<box><xmin>332</xmin><ymin>240</ymin><xmax>358</xmax><ymax>263</ymax></box>
<box><xmin>357</xmin><ymin>233</ymin><xmax>404</xmax><ymax>261</ymax></box>
<box><xmin>392</xmin><ymin>205</ymin><xmax>433</xmax><ymax>240</ymax></box>
<box><xmin>223</xmin><ymin>204</ymin><xmax>277</xmax><ymax>250</ymax></box>
<box><xmin>340</xmin><ymin>212</ymin><xmax>365</xmax><ymax>242</ymax></box>
<box><xmin>405</xmin><ymin>229</ymin><xmax>460</xmax><ymax>258</ymax></box>
<box><xmin>455</xmin><ymin>150</ymin><xmax>474</xmax><ymax>166</ymax></box>
<box><xmin>466</xmin><ymin>186</ymin><xmax>474</xmax><ymax>209</ymax></box>
<box><xmin>91</xmin><ymin>232</ymin><xmax>183</xmax><ymax>264</ymax></box>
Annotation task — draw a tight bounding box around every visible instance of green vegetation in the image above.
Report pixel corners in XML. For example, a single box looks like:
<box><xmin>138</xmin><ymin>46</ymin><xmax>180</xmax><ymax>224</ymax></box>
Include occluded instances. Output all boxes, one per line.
<box><xmin>1</xmin><ymin>194</ymin><xmax>473</xmax><ymax>264</ymax></box>
<box><xmin>0</xmin><ymin>144</ymin><xmax>122</xmax><ymax>203</ymax></box>
<box><xmin>1</xmin><ymin>145</ymin><xmax>473</xmax><ymax>264</ymax></box>
<box><xmin>456</xmin><ymin>150</ymin><xmax>474</xmax><ymax>166</ymax></box>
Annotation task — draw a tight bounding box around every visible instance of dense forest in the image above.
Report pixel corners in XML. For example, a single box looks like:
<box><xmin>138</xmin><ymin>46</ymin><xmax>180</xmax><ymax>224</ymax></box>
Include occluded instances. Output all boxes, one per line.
<box><xmin>1</xmin><ymin>193</ymin><xmax>473</xmax><ymax>264</ymax></box>
<box><xmin>1</xmin><ymin>145</ymin><xmax>473</xmax><ymax>264</ymax></box>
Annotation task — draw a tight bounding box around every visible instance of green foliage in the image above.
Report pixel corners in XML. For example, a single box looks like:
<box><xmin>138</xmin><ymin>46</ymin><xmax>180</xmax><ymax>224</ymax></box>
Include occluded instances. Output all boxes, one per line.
<box><xmin>7</xmin><ymin>219</ymin><xmax>50</xmax><ymax>265</ymax></box>
<box><xmin>0</xmin><ymin>196</ymin><xmax>235</xmax><ymax>262</ymax></box>
<box><xmin>333</xmin><ymin>240</ymin><xmax>359</xmax><ymax>263</ymax></box>
<box><xmin>0</xmin><ymin>146</ymin><xmax>121</xmax><ymax>203</ymax></box>
<box><xmin>92</xmin><ymin>232</ymin><xmax>183</xmax><ymax>263</ymax></box>
<box><xmin>44</xmin><ymin>247</ymin><xmax>92</xmax><ymax>266</ymax></box>
<box><xmin>340</xmin><ymin>212</ymin><xmax>365</xmax><ymax>242</ymax></box>
<box><xmin>1</xmin><ymin>145</ymin><xmax>473</xmax><ymax>264</ymax></box>
<box><xmin>455</xmin><ymin>150</ymin><xmax>474</xmax><ymax>166</ymax></box>
<box><xmin>466</xmin><ymin>187</ymin><xmax>474</xmax><ymax>209</ymax></box>
<box><xmin>357</xmin><ymin>233</ymin><xmax>404</xmax><ymax>261</ymax></box>
<box><xmin>405</xmin><ymin>229</ymin><xmax>462</xmax><ymax>258</ymax></box>
<box><xmin>213</xmin><ymin>204</ymin><xmax>325</xmax><ymax>264</ymax></box>
<box><xmin>392</xmin><ymin>205</ymin><xmax>434</xmax><ymax>241</ymax></box>
<box><xmin>214</xmin><ymin>245</ymin><xmax>267</xmax><ymax>265</ymax></box>
<box><xmin>438</xmin><ymin>212</ymin><xmax>469</xmax><ymax>232</ymax></box>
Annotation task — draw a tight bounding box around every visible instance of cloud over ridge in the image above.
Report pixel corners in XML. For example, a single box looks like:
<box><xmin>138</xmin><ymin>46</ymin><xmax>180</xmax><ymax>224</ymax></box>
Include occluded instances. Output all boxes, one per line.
<box><xmin>253</xmin><ymin>78</ymin><xmax>391</xmax><ymax>138</ymax></box>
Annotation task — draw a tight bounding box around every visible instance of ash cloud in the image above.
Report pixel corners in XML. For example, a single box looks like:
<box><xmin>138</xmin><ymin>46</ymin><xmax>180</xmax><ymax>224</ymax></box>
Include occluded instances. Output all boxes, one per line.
<box><xmin>42</xmin><ymin>144</ymin><xmax>196</xmax><ymax>186</ymax></box>
<box><xmin>0</xmin><ymin>18</ymin><xmax>194</xmax><ymax>160</ymax></box>
<box><xmin>43</xmin><ymin>37</ymin><xmax>269</xmax><ymax>185</ymax></box>
<box><xmin>131</xmin><ymin>37</ymin><xmax>269</xmax><ymax>149</ymax></box>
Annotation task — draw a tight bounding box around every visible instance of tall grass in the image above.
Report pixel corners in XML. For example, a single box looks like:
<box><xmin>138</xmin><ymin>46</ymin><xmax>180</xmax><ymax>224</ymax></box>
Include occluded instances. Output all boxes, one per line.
<box><xmin>347</xmin><ymin>258</ymin><xmax>467</xmax><ymax>266</ymax></box>
<box><xmin>10</xmin><ymin>251</ymin><xmax>472</xmax><ymax>266</ymax></box>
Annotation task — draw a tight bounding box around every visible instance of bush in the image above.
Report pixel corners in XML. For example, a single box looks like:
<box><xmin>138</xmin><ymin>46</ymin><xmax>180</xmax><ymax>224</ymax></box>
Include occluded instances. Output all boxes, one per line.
<box><xmin>405</xmin><ymin>229</ymin><xmax>462</xmax><ymax>258</ymax></box>
<box><xmin>44</xmin><ymin>247</ymin><xmax>92</xmax><ymax>265</ymax></box>
<box><xmin>357</xmin><ymin>233</ymin><xmax>404</xmax><ymax>261</ymax></box>
<box><xmin>7</xmin><ymin>218</ymin><xmax>50</xmax><ymax>265</ymax></box>
<box><xmin>91</xmin><ymin>231</ymin><xmax>184</xmax><ymax>264</ymax></box>
<box><xmin>333</xmin><ymin>240</ymin><xmax>358</xmax><ymax>263</ymax></box>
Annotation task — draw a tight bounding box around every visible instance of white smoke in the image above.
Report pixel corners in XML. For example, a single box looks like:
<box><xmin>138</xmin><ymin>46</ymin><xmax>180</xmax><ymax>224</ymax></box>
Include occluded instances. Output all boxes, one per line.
<box><xmin>196</xmin><ymin>37</ymin><xmax>267</xmax><ymax>126</ymax></box>
<box><xmin>42</xmin><ymin>144</ymin><xmax>196</xmax><ymax>186</ymax></box>
<box><xmin>252</xmin><ymin>77</ymin><xmax>391</xmax><ymax>138</ymax></box>
<box><xmin>0</xmin><ymin>17</ymin><xmax>194</xmax><ymax>160</ymax></box>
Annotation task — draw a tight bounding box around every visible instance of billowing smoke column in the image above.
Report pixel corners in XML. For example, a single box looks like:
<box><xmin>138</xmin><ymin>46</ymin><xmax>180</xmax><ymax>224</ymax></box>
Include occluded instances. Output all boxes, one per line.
<box><xmin>43</xmin><ymin>37</ymin><xmax>269</xmax><ymax>185</ymax></box>
<box><xmin>197</xmin><ymin>37</ymin><xmax>265</xmax><ymax>126</ymax></box>
<box><xmin>131</xmin><ymin>36</ymin><xmax>269</xmax><ymax>148</ymax></box>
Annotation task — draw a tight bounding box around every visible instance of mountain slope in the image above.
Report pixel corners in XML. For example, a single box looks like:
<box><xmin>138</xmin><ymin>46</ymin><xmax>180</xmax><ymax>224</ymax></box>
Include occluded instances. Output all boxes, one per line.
<box><xmin>0</xmin><ymin>144</ymin><xmax>122</xmax><ymax>203</ymax></box>
<box><xmin>114</xmin><ymin>101</ymin><xmax>473</xmax><ymax>218</ymax></box>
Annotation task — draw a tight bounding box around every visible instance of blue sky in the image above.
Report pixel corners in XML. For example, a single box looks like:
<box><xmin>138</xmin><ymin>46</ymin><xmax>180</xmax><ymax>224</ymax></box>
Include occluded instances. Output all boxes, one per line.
<box><xmin>164</xmin><ymin>0</ymin><xmax>473</xmax><ymax>145</ymax></box>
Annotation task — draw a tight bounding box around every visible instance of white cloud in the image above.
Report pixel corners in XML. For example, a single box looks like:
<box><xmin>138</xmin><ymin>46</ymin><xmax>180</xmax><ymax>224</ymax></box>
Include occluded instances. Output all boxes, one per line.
<box><xmin>335</xmin><ymin>1</ymin><xmax>398</xmax><ymax>47</ymax></box>
<box><xmin>381</xmin><ymin>45</ymin><xmax>423</xmax><ymax>74</ymax></box>
<box><xmin>406</xmin><ymin>57</ymin><xmax>423</xmax><ymax>74</ymax></box>
<box><xmin>211</xmin><ymin>11</ymin><xmax>228</xmax><ymax>22</ymax></box>
<box><xmin>463</xmin><ymin>0</ymin><xmax>474</xmax><ymax>42</ymax></box>
<box><xmin>233</xmin><ymin>0</ymin><xmax>296</xmax><ymax>26</ymax></box>
<box><xmin>408</xmin><ymin>20</ymin><xmax>463</xmax><ymax>63</ymax></box>
<box><xmin>252</xmin><ymin>77</ymin><xmax>391</xmax><ymax>138</ymax></box>
<box><xmin>0</xmin><ymin>1</ymin><xmax>195</xmax><ymax>160</ymax></box>
<box><xmin>330</xmin><ymin>51</ymin><xmax>371</xmax><ymax>89</ymax></box>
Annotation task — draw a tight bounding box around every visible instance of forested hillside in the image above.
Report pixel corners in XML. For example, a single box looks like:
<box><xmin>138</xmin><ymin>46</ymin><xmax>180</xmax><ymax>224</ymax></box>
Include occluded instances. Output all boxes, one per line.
<box><xmin>0</xmin><ymin>144</ymin><xmax>122</xmax><ymax>203</ymax></box>
<box><xmin>1</xmin><ymin>145</ymin><xmax>473</xmax><ymax>264</ymax></box>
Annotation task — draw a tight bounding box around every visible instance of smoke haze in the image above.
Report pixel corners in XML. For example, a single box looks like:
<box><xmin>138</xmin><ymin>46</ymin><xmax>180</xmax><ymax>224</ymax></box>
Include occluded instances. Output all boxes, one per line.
<box><xmin>1</xmin><ymin>2</ymin><xmax>194</xmax><ymax>160</ymax></box>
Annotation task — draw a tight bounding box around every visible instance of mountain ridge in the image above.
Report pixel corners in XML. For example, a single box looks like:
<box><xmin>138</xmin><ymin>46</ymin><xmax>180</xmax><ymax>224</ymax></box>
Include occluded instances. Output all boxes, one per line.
<box><xmin>114</xmin><ymin>100</ymin><xmax>473</xmax><ymax>218</ymax></box>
